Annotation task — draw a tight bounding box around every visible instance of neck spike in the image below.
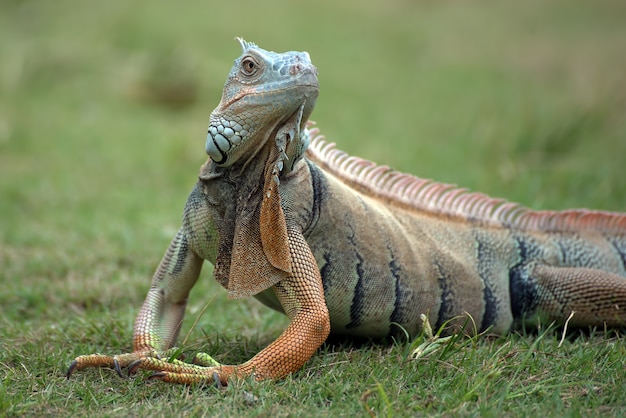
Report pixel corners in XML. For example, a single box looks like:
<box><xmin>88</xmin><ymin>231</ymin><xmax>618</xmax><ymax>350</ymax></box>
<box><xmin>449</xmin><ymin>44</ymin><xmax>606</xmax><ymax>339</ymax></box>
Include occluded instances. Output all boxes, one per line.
<box><xmin>236</xmin><ymin>37</ymin><xmax>257</xmax><ymax>52</ymax></box>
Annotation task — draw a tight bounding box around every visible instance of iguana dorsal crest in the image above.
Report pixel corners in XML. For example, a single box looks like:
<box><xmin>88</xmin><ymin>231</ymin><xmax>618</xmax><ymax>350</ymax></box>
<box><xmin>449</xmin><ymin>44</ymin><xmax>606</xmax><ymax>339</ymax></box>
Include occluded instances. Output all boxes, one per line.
<box><xmin>306</xmin><ymin>129</ymin><xmax>626</xmax><ymax>233</ymax></box>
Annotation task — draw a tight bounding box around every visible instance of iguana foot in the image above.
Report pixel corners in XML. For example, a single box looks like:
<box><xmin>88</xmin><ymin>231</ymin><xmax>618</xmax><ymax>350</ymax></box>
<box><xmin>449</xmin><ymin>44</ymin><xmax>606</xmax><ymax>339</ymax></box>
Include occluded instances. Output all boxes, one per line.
<box><xmin>128</xmin><ymin>352</ymin><xmax>233</xmax><ymax>385</ymax></box>
<box><xmin>67</xmin><ymin>348</ymin><xmax>242</xmax><ymax>385</ymax></box>
<box><xmin>66</xmin><ymin>348</ymin><xmax>178</xmax><ymax>379</ymax></box>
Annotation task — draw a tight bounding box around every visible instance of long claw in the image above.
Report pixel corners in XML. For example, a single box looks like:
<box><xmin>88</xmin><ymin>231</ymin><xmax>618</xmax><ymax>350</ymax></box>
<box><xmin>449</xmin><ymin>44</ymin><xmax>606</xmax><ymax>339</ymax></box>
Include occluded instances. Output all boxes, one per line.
<box><xmin>66</xmin><ymin>360</ymin><xmax>78</xmax><ymax>379</ymax></box>
<box><xmin>148</xmin><ymin>372</ymin><xmax>166</xmax><ymax>380</ymax></box>
<box><xmin>213</xmin><ymin>372</ymin><xmax>222</xmax><ymax>389</ymax></box>
<box><xmin>113</xmin><ymin>357</ymin><xmax>124</xmax><ymax>378</ymax></box>
<box><xmin>127</xmin><ymin>359</ymin><xmax>144</xmax><ymax>376</ymax></box>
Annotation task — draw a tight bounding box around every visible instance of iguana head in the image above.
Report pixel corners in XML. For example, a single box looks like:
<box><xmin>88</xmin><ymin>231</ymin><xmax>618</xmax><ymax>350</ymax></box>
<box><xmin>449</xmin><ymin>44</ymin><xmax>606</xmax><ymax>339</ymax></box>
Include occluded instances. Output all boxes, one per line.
<box><xmin>206</xmin><ymin>38</ymin><xmax>319</xmax><ymax>168</ymax></box>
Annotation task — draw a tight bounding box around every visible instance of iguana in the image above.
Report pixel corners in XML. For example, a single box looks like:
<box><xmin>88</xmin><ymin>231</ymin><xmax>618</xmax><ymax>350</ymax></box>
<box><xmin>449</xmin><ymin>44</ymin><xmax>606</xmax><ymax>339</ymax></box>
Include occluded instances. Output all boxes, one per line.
<box><xmin>67</xmin><ymin>38</ymin><xmax>626</xmax><ymax>385</ymax></box>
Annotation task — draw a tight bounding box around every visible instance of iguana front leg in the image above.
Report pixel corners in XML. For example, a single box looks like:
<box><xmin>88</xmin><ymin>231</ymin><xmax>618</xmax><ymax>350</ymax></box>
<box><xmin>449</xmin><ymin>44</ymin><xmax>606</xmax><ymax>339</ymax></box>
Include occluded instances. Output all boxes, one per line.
<box><xmin>131</xmin><ymin>227</ymin><xmax>331</xmax><ymax>385</ymax></box>
<box><xmin>67</xmin><ymin>228</ymin><xmax>204</xmax><ymax>377</ymax></box>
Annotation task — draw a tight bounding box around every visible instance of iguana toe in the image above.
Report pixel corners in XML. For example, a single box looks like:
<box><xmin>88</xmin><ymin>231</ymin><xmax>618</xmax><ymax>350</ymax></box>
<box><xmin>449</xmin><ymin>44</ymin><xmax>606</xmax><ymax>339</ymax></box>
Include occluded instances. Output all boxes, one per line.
<box><xmin>193</xmin><ymin>352</ymin><xmax>221</xmax><ymax>367</ymax></box>
<box><xmin>132</xmin><ymin>357</ymin><xmax>227</xmax><ymax>385</ymax></box>
<box><xmin>147</xmin><ymin>370</ymin><xmax>223</xmax><ymax>386</ymax></box>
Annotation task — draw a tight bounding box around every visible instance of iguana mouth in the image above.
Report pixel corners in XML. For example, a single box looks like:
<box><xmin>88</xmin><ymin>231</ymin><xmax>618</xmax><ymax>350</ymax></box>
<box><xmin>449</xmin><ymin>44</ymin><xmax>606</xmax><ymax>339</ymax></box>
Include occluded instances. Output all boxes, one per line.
<box><xmin>221</xmin><ymin>81</ymin><xmax>318</xmax><ymax>110</ymax></box>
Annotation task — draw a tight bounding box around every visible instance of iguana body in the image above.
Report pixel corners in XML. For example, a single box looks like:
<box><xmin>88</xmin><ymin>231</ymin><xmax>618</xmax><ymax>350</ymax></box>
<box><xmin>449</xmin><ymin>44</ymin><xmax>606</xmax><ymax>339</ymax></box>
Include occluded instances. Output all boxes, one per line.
<box><xmin>67</xmin><ymin>39</ymin><xmax>626</xmax><ymax>385</ymax></box>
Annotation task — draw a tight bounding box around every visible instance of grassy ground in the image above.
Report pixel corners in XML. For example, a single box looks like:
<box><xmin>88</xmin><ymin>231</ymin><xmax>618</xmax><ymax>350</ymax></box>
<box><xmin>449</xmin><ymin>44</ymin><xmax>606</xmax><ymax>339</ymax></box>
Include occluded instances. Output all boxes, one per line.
<box><xmin>1</xmin><ymin>0</ymin><xmax>626</xmax><ymax>416</ymax></box>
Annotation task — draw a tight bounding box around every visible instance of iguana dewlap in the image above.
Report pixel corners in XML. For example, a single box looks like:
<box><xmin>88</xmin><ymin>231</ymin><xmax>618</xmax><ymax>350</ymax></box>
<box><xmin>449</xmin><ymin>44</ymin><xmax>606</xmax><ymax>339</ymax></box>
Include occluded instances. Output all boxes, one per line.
<box><xmin>67</xmin><ymin>39</ymin><xmax>626</xmax><ymax>385</ymax></box>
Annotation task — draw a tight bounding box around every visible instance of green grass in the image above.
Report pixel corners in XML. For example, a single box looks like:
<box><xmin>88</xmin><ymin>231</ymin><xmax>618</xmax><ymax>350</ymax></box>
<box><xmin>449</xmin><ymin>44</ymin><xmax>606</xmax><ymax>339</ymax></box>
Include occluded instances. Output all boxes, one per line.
<box><xmin>1</xmin><ymin>0</ymin><xmax>625</xmax><ymax>416</ymax></box>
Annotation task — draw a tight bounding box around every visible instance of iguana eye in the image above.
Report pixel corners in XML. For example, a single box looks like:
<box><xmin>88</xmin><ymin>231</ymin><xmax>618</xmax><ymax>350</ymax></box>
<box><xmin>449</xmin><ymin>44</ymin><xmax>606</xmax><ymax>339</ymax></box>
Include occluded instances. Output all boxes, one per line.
<box><xmin>240</xmin><ymin>57</ymin><xmax>259</xmax><ymax>76</ymax></box>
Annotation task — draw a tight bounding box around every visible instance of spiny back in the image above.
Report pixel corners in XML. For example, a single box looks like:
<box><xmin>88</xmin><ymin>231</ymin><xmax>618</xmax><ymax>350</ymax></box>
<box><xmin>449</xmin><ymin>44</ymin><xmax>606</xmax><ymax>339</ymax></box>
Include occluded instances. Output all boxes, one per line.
<box><xmin>305</xmin><ymin>127</ymin><xmax>626</xmax><ymax>235</ymax></box>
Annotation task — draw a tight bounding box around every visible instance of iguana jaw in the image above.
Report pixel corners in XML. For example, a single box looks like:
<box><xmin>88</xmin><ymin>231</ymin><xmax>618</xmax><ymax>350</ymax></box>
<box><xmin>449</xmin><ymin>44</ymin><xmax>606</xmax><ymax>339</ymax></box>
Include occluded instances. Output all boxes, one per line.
<box><xmin>218</xmin><ymin>81</ymin><xmax>318</xmax><ymax>110</ymax></box>
<box><xmin>205</xmin><ymin>39</ymin><xmax>319</xmax><ymax>167</ymax></box>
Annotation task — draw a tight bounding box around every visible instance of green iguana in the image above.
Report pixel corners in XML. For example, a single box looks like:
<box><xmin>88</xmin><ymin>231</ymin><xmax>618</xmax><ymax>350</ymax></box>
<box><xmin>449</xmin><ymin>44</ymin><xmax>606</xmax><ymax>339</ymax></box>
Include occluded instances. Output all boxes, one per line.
<box><xmin>67</xmin><ymin>39</ymin><xmax>626</xmax><ymax>385</ymax></box>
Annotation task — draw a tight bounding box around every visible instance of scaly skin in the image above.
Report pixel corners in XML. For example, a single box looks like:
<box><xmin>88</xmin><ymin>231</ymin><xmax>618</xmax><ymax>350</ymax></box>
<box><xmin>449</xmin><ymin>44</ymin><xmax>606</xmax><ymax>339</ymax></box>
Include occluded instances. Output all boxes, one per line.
<box><xmin>67</xmin><ymin>39</ymin><xmax>626</xmax><ymax>385</ymax></box>
<box><xmin>67</xmin><ymin>38</ymin><xmax>326</xmax><ymax>385</ymax></box>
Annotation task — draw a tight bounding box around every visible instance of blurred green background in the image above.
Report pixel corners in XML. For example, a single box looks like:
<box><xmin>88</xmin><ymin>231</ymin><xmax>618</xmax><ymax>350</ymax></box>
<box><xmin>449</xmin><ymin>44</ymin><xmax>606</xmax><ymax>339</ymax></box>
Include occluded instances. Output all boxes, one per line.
<box><xmin>1</xmin><ymin>0</ymin><xmax>625</xmax><ymax>414</ymax></box>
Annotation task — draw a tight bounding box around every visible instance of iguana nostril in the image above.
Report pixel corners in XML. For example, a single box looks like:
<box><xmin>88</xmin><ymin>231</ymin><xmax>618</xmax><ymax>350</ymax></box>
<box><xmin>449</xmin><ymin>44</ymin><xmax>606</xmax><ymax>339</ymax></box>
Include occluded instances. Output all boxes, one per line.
<box><xmin>290</xmin><ymin>63</ymin><xmax>302</xmax><ymax>76</ymax></box>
